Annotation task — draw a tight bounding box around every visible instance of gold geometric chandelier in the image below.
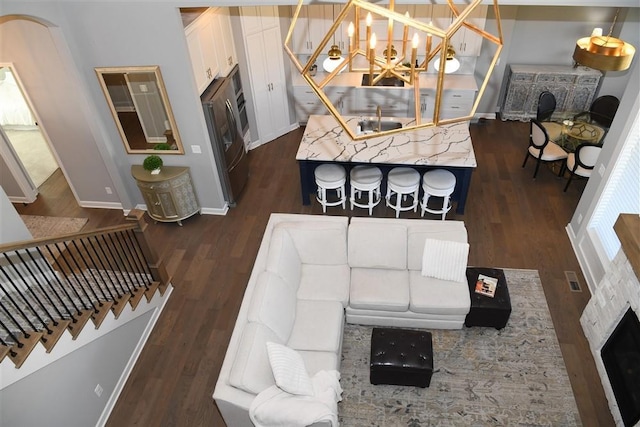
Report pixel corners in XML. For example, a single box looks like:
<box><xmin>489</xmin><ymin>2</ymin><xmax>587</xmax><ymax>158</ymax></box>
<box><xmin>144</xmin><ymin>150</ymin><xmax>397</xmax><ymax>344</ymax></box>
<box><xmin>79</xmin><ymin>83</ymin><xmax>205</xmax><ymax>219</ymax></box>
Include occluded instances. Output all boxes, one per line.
<box><xmin>284</xmin><ymin>0</ymin><xmax>503</xmax><ymax>141</ymax></box>
<box><xmin>573</xmin><ymin>9</ymin><xmax>635</xmax><ymax>72</ymax></box>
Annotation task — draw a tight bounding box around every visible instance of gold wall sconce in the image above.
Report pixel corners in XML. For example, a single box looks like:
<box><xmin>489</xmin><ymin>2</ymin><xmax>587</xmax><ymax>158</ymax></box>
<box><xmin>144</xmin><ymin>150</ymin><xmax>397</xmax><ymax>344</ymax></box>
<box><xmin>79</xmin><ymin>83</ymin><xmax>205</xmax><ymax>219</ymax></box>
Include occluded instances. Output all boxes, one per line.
<box><xmin>284</xmin><ymin>0</ymin><xmax>503</xmax><ymax>141</ymax></box>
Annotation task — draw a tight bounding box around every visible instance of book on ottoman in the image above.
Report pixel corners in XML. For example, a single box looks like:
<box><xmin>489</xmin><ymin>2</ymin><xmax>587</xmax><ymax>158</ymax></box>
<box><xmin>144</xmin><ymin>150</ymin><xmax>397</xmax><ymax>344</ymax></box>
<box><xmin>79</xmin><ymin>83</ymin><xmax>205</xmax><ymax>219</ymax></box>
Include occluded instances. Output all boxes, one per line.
<box><xmin>475</xmin><ymin>273</ymin><xmax>498</xmax><ymax>297</ymax></box>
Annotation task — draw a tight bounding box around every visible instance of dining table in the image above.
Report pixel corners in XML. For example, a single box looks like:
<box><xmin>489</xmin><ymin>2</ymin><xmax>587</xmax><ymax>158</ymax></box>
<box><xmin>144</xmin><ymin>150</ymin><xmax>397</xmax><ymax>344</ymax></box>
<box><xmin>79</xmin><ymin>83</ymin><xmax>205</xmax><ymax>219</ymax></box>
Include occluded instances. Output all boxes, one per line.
<box><xmin>556</xmin><ymin>120</ymin><xmax>605</xmax><ymax>152</ymax></box>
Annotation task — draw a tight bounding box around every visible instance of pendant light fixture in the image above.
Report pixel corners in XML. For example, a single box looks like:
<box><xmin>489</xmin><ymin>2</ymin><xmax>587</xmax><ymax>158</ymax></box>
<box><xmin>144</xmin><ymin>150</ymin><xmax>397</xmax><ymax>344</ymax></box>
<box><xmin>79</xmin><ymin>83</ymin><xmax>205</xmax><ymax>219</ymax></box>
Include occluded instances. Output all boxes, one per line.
<box><xmin>284</xmin><ymin>0</ymin><xmax>504</xmax><ymax>140</ymax></box>
<box><xmin>573</xmin><ymin>9</ymin><xmax>635</xmax><ymax>72</ymax></box>
<box><xmin>322</xmin><ymin>44</ymin><xmax>346</xmax><ymax>73</ymax></box>
<box><xmin>433</xmin><ymin>45</ymin><xmax>461</xmax><ymax>74</ymax></box>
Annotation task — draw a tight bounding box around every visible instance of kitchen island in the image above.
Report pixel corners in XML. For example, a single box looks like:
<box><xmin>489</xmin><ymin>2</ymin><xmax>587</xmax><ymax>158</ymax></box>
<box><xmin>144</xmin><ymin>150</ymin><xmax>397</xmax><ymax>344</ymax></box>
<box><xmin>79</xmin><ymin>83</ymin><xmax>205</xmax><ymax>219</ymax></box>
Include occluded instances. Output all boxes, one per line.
<box><xmin>296</xmin><ymin>115</ymin><xmax>476</xmax><ymax>214</ymax></box>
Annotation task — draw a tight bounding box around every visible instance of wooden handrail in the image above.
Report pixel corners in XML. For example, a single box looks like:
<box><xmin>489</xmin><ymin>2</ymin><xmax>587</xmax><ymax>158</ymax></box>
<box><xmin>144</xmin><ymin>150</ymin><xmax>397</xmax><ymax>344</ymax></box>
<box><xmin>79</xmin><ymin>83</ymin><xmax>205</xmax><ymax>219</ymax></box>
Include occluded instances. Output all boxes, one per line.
<box><xmin>0</xmin><ymin>223</ymin><xmax>137</xmax><ymax>253</ymax></box>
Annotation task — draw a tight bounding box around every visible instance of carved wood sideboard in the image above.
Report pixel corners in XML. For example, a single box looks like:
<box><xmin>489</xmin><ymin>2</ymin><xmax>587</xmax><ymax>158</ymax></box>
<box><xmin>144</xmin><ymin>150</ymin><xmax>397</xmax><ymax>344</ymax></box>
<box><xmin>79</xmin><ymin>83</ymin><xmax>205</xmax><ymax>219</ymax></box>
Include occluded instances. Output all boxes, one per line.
<box><xmin>500</xmin><ymin>64</ymin><xmax>601</xmax><ymax>122</ymax></box>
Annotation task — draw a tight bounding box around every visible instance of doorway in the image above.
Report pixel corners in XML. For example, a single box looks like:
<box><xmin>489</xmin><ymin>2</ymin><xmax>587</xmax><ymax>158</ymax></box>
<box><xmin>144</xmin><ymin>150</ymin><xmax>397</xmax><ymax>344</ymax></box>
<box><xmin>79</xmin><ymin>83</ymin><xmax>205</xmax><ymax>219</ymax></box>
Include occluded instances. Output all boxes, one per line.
<box><xmin>0</xmin><ymin>65</ymin><xmax>59</xmax><ymax>190</ymax></box>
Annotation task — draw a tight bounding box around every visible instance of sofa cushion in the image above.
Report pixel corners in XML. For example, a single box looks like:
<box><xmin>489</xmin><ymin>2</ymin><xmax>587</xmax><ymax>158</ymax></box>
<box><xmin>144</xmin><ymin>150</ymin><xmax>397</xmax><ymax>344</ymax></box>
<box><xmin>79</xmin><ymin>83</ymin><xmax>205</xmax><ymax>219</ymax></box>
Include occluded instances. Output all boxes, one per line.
<box><xmin>229</xmin><ymin>322</ymin><xmax>282</xmax><ymax>395</ymax></box>
<box><xmin>280</xmin><ymin>221</ymin><xmax>348</xmax><ymax>265</ymax></box>
<box><xmin>287</xmin><ymin>300</ymin><xmax>344</xmax><ymax>353</ymax></box>
<box><xmin>409</xmin><ymin>271</ymin><xmax>471</xmax><ymax>315</ymax></box>
<box><xmin>349</xmin><ymin>268</ymin><xmax>410</xmax><ymax>312</ymax></box>
<box><xmin>406</xmin><ymin>221</ymin><xmax>467</xmax><ymax>271</ymax></box>
<box><xmin>266</xmin><ymin>342</ymin><xmax>314</xmax><ymax>396</ymax></box>
<box><xmin>266</xmin><ymin>226</ymin><xmax>302</xmax><ymax>291</ymax></box>
<box><xmin>348</xmin><ymin>223</ymin><xmax>407</xmax><ymax>269</ymax></box>
<box><xmin>298</xmin><ymin>264</ymin><xmax>350</xmax><ymax>307</ymax></box>
<box><xmin>299</xmin><ymin>350</ymin><xmax>340</xmax><ymax>374</ymax></box>
<box><xmin>421</xmin><ymin>238</ymin><xmax>469</xmax><ymax>283</ymax></box>
<box><xmin>247</xmin><ymin>271</ymin><xmax>296</xmax><ymax>342</ymax></box>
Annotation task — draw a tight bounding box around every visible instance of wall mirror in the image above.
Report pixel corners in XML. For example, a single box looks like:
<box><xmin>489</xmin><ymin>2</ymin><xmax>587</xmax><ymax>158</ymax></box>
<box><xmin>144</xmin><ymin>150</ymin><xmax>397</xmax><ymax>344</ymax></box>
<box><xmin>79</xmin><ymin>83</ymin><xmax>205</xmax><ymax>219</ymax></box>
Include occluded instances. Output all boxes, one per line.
<box><xmin>95</xmin><ymin>66</ymin><xmax>184</xmax><ymax>154</ymax></box>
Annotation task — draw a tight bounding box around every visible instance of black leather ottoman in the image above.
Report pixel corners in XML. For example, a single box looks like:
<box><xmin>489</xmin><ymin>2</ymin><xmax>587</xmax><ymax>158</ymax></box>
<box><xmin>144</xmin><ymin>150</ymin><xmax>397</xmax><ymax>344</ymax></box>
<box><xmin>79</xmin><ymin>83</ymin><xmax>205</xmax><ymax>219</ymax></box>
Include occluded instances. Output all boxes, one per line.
<box><xmin>465</xmin><ymin>267</ymin><xmax>512</xmax><ymax>329</ymax></box>
<box><xmin>370</xmin><ymin>327</ymin><xmax>433</xmax><ymax>388</ymax></box>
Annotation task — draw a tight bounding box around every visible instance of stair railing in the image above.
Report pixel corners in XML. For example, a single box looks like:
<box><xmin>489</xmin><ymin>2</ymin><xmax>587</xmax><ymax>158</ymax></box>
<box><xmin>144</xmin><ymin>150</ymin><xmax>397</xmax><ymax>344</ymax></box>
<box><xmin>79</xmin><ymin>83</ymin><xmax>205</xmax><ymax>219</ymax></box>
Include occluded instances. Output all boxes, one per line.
<box><xmin>0</xmin><ymin>210</ymin><xmax>170</xmax><ymax>368</ymax></box>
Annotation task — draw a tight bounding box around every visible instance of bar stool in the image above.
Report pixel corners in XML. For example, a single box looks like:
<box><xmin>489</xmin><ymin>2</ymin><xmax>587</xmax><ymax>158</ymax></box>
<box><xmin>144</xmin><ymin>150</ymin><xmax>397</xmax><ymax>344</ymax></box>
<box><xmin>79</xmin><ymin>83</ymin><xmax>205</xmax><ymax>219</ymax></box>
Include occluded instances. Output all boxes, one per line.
<box><xmin>314</xmin><ymin>164</ymin><xmax>347</xmax><ymax>213</ymax></box>
<box><xmin>350</xmin><ymin>165</ymin><xmax>383</xmax><ymax>215</ymax></box>
<box><xmin>386</xmin><ymin>167</ymin><xmax>420</xmax><ymax>218</ymax></box>
<box><xmin>421</xmin><ymin>169</ymin><xmax>456</xmax><ymax>220</ymax></box>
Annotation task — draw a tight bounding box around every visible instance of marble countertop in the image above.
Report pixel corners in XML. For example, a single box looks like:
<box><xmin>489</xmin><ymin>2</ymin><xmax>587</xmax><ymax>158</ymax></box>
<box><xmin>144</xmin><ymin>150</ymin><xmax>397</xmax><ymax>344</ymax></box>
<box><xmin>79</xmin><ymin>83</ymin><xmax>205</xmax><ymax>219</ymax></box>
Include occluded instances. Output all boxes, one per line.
<box><xmin>296</xmin><ymin>115</ymin><xmax>476</xmax><ymax>167</ymax></box>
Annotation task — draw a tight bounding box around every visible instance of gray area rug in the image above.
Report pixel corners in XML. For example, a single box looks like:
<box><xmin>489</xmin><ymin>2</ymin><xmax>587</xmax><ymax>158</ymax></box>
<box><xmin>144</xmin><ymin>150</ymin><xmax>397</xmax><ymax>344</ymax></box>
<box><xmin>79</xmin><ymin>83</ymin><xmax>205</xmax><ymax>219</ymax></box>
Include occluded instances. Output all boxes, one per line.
<box><xmin>338</xmin><ymin>268</ymin><xmax>581</xmax><ymax>426</ymax></box>
<box><xmin>20</xmin><ymin>215</ymin><xmax>88</xmax><ymax>239</ymax></box>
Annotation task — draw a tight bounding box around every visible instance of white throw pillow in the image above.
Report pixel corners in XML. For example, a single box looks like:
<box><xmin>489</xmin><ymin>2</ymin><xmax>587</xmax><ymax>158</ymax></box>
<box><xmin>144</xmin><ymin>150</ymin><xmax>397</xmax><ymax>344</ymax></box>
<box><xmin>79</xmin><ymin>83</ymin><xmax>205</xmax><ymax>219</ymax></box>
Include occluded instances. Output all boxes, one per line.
<box><xmin>266</xmin><ymin>342</ymin><xmax>314</xmax><ymax>396</ymax></box>
<box><xmin>421</xmin><ymin>238</ymin><xmax>469</xmax><ymax>283</ymax></box>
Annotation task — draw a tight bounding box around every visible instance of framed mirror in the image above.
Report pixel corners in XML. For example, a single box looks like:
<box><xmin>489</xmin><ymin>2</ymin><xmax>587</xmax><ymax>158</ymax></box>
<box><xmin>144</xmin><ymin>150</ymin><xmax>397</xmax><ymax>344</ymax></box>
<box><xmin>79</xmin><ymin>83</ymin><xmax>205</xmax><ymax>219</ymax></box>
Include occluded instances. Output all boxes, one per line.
<box><xmin>95</xmin><ymin>66</ymin><xmax>184</xmax><ymax>154</ymax></box>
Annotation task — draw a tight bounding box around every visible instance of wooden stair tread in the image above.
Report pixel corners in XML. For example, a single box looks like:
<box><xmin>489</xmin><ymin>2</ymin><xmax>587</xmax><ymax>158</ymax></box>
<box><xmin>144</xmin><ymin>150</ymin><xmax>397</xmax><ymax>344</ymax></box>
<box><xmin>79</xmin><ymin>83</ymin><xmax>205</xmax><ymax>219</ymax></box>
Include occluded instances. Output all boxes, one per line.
<box><xmin>91</xmin><ymin>301</ymin><xmax>115</xmax><ymax>329</ymax></box>
<box><xmin>111</xmin><ymin>294</ymin><xmax>132</xmax><ymax>319</ymax></box>
<box><xmin>41</xmin><ymin>319</ymin><xmax>72</xmax><ymax>353</ymax></box>
<box><xmin>144</xmin><ymin>281</ymin><xmax>160</xmax><ymax>302</ymax></box>
<box><xmin>9</xmin><ymin>331</ymin><xmax>45</xmax><ymax>368</ymax></box>
<box><xmin>67</xmin><ymin>310</ymin><xmax>93</xmax><ymax>340</ymax></box>
<box><xmin>129</xmin><ymin>286</ymin><xmax>145</xmax><ymax>310</ymax></box>
<box><xmin>0</xmin><ymin>344</ymin><xmax>10</xmax><ymax>363</ymax></box>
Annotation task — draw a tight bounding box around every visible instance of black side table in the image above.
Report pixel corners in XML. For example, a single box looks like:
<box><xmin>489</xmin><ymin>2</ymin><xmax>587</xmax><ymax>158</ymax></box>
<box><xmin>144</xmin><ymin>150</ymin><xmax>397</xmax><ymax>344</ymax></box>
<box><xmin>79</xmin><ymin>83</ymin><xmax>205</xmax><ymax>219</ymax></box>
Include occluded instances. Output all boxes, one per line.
<box><xmin>465</xmin><ymin>267</ymin><xmax>512</xmax><ymax>329</ymax></box>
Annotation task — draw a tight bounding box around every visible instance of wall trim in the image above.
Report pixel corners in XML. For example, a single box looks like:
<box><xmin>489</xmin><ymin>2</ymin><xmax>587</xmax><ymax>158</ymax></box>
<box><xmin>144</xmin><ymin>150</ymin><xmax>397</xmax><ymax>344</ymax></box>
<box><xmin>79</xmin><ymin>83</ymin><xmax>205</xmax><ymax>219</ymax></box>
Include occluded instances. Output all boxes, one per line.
<box><xmin>78</xmin><ymin>201</ymin><xmax>124</xmax><ymax>210</ymax></box>
<box><xmin>96</xmin><ymin>285</ymin><xmax>174</xmax><ymax>427</ymax></box>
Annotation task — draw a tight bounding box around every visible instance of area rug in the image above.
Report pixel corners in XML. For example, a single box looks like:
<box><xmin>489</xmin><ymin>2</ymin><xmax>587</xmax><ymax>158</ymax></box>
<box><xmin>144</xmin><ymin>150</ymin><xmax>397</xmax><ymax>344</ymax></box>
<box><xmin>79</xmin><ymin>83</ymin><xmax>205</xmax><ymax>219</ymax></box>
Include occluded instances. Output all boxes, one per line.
<box><xmin>20</xmin><ymin>215</ymin><xmax>88</xmax><ymax>239</ymax></box>
<box><xmin>338</xmin><ymin>268</ymin><xmax>582</xmax><ymax>426</ymax></box>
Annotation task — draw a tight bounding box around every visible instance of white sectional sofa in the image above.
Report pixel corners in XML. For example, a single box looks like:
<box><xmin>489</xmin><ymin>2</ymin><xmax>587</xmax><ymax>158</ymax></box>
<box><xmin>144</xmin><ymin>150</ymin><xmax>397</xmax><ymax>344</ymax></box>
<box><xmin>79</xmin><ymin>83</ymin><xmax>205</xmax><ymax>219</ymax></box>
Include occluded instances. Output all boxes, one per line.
<box><xmin>214</xmin><ymin>214</ymin><xmax>470</xmax><ymax>427</ymax></box>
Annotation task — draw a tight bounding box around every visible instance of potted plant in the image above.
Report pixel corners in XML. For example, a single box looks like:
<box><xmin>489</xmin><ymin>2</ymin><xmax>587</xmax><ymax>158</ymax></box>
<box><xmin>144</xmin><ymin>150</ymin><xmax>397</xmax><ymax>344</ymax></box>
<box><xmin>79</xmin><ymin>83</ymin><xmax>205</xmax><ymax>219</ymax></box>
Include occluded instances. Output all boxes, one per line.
<box><xmin>143</xmin><ymin>155</ymin><xmax>163</xmax><ymax>175</ymax></box>
<box><xmin>153</xmin><ymin>143</ymin><xmax>172</xmax><ymax>151</ymax></box>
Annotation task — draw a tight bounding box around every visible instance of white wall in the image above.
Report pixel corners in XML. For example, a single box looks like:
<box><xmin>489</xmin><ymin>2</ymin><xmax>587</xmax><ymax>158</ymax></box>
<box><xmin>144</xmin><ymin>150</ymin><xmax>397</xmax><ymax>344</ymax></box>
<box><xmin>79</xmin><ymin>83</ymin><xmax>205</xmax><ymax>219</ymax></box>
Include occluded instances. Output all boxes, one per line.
<box><xmin>0</xmin><ymin>17</ymin><xmax>125</xmax><ymax>210</ymax></box>
<box><xmin>0</xmin><ymin>185</ymin><xmax>32</xmax><ymax>243</ymax></box>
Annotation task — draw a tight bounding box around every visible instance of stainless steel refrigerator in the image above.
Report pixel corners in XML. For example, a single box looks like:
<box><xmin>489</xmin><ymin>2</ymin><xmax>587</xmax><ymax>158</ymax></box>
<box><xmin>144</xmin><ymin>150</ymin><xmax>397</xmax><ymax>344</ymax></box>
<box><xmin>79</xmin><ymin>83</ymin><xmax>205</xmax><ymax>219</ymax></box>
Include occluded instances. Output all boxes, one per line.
<box><xmin>201</xmin><ymin>76</ymin><xmax>249</xmax><ymax>207</ymax></box>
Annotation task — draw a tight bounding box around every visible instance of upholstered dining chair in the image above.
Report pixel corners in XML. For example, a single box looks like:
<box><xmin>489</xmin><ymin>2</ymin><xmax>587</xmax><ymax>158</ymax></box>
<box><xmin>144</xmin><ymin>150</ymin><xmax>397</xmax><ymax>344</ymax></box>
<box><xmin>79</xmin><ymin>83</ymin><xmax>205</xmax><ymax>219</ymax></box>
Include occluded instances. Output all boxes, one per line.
<box><xmin>574</xmin><ymin>95</ymin><xmax>620</xmax><ymax>129</ymax></box>
<box><xmin>537</xmin><ymin>91</ymin><xmax>562</xmax><ymax>142</ymax></box>
<box><xmin>522</xmin><ymin>119</ymin><xmax>568</xmax><ymax>179</ymax></box>
<box><xmin>562</xmin><ymin>142</ymin><xmax>603</xmax><ymax>192</ymax></box>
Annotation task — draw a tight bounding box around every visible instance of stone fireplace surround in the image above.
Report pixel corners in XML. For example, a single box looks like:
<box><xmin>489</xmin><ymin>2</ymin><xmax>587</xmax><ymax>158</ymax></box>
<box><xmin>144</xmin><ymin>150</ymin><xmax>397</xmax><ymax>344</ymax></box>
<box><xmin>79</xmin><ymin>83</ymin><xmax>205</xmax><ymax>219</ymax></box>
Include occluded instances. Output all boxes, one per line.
<box><xmin>581</xmin><ymin>216</ymin><xmax>640</xmax><ymax>426</ymax></box>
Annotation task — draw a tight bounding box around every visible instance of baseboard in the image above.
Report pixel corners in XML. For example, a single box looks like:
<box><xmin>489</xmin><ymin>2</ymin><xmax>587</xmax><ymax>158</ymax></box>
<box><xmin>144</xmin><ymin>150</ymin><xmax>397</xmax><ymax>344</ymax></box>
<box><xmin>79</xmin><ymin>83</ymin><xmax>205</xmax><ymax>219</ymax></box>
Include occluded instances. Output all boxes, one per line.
<box><xmin>474</xmin><ymin>113</ymin><xmax>497</xmax><ymax>120</ymax></box>
<box><xmin>78</xmin><ymin>201</ymin><xmax>123</xmax><ymax>210</ymax></box>
<box><xmin>247</xmin><ymin>123</ymin><xmax>299</xmax><ymax>151</ymax></box>
<box><xmin>135</xmin><ymin>204</ymin><xmax>229</xmax><ymax>217</ymax></box>
<box><xmin>201</xmin><ymin>206</ymin><xmax>229</xmax><ymax>216</ymax></box>
<box><xmin>96</xmin><ymin>285</ymin><xmax>174</xmax><ymax>427</ymax></box>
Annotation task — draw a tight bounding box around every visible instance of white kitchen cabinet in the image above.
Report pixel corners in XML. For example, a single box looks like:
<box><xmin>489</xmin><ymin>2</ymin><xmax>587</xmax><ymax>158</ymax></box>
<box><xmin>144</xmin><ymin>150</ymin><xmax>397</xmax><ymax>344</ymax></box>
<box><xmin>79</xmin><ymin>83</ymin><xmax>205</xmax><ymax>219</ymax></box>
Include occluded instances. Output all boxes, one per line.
<box><xmin>239</xmin><ymin>5</ymin><xmax>279</xmax><ymax>36</ymax></box>
<box><xmin>416</xmin><ymin>88</ymin><xmax>476</xmax><ymax>122</ymax></box>
<box><xmin>241</xmin><ymin>7</ymin><xmax>291</xmax><ymax>145</ymax></box>
<box><xmin>432</xmin><ymin>4</ymin><xmax>487</xmax><ymax>56</ymax></box>
<box><xmin>352</xmin><ymin>87</ymin><xmax>412</xmax><ymax>118</ymax></box>
<box><xmin>290</xmin><ymin>5</ymin><xmax>332</xmax><ymax>55</ymax></box>
<box><xmin>184</xmin><ymin>7</ymin><xmax>238</xmax><ymax>93</ymax></box>
<box><xmin>292</xmin><ymin>85</ymin><xmax>354</xmax><ymax>123</ymax></box>
<box><xmin>213</xmin><ymin>8</ymin><xmax>237</xmax><ymax>77</ymax></box>
<box><xmin>185</xmin><ymin>9</ymin><xmax>220</xmax><ymax>94</ymax></box>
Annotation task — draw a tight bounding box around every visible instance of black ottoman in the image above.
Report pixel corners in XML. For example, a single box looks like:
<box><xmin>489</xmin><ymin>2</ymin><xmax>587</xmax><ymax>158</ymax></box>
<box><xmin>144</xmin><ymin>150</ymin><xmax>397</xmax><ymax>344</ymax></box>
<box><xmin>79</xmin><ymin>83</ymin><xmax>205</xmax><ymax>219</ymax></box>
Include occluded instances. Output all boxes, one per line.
<box><xmin>370</xmin><ymin>327</ymin><xmax>433</xmax><ymax>388</ymax></box>
<box><xmin>465</xmin><ymin>267</ymin><xmax>512</xmax><ymax>329</ymax></box>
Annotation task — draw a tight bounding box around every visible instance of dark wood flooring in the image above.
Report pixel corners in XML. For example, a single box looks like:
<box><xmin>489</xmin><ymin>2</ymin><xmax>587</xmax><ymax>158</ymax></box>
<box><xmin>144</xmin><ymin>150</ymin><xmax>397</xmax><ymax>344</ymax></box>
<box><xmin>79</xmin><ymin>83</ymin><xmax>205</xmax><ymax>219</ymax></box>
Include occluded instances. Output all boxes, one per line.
<box><xmin>13</xmin><ymin>119</ymin><xmax>614</xmax><ymax>426</ymax></box>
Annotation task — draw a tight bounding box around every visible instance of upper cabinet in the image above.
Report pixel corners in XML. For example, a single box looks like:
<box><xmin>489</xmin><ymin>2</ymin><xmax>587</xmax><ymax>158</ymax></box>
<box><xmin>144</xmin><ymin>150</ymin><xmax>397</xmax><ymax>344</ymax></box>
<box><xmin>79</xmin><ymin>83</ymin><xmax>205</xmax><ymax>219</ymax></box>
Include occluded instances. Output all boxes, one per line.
<box><xmin>183</xmin><ymin>7</ymin><xmax>238</xmax><ymax>94</ymax></box>
<box><xmin>432</xmin><ymin>4</ymin><xmax>487</xmax><ymax>56</ymax></box>
<box><xmin>289</xmin><ymin>4</ymin><xmax>486</xmax><ymax>57</ymax></box>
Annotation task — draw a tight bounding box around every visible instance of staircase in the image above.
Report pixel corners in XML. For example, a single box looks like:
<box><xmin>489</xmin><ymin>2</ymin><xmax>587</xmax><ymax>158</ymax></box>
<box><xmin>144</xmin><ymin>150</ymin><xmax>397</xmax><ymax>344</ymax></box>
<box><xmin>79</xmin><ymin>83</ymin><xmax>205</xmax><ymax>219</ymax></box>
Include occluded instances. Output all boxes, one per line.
<box><xmin>0</xmin><ymin>210</ymin><xmax>171</xmax><ymax>370</ymax></box>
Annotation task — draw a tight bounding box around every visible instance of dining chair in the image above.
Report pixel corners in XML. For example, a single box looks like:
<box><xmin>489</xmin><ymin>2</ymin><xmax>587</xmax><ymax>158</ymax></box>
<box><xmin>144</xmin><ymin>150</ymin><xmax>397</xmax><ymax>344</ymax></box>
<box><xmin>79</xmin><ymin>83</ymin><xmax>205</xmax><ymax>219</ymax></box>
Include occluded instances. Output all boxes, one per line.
<box><xmin>537</xmin><ymin>91</ymin><xmax>562</xmax><ymax>142</ymax></box>
<box><xmin>522</xmin><ymin>119</ymin><xmax>568</xmax><ymax>179</ymax></box>
<box><xmin>574</xmin><ymin>95</ymin><xmax>620</xmax><ymax>129</ymax></box>
<box><xmin>537</xmin><ymin>91</ymin><xmax>556</xmax><ymax>122</ymax></box>
<box><xmin>562</xmin><ymin>142</ymin><xmax>603</xmax><ymax>192</ymax></box>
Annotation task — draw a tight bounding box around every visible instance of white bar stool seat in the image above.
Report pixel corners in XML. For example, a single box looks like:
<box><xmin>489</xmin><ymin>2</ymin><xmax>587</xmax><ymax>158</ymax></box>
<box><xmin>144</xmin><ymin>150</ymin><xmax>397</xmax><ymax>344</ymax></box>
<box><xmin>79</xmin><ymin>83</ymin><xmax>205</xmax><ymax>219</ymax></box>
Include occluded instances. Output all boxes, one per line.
<box><xmin>385</xmin><ymin>167</ymin><xmax>420</xmax><ymax>218</ymax></box>
<box><xmin>350</xmin><ymin>165</ymin><xmax>383</xmax><ymax>215</ymax></box>
<box><xmin>314</xmin><ymin>164</ymin><xmax>347</xmax><ymax>213</ymax></box>
<box><xmin>421</xmin><ymin>169</ymin><xmax>456</xmax><ymax>220</ymax></box>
